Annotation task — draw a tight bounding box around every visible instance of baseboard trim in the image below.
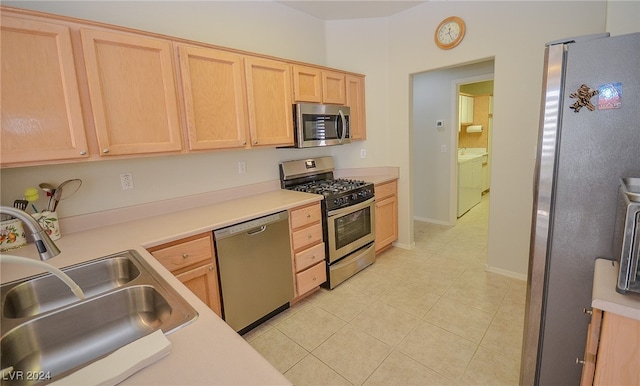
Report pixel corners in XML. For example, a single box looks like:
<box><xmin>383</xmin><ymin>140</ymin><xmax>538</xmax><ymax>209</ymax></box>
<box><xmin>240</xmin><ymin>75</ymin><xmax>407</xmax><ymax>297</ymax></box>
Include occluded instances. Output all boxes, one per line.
<box><xmin>485</xmin><ymin>264</ymin><xmax>527</xmax><ymax>281</ymax></box>
<box><xmin>413</xmin><ymin>216</ymin><xmax>453</xmax><ymax>226</ymax></box>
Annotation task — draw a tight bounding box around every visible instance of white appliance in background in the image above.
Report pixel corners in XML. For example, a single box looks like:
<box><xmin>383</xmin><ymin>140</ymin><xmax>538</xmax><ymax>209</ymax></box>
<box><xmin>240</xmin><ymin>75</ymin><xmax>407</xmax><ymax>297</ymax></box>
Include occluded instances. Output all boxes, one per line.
<box><xmin>522</xmin><ymin>32</ymin><xmax>640</xmax><ymax>385</ymax></box>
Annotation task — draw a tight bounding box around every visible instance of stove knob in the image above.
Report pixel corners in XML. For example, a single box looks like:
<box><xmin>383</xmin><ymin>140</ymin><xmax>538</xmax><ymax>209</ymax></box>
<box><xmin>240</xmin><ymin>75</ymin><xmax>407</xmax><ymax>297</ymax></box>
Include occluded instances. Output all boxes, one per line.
<box><xmin>333</xmin><ymin>198</ymin><xmax>340</xmax><ymax>206</ymax></box>
<box><xmin>351</xmin><ymin>193</ymin><xmax>358</xmax><ymax>200</ymax></box>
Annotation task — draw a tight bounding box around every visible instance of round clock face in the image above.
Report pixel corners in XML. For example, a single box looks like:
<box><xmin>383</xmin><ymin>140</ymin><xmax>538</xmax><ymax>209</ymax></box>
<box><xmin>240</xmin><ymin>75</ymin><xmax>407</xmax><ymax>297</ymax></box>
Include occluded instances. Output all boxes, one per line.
<box><xmin>435</xmin><ymin>16</ymin><xmax>466</xmax><ymax>49</ymax></box>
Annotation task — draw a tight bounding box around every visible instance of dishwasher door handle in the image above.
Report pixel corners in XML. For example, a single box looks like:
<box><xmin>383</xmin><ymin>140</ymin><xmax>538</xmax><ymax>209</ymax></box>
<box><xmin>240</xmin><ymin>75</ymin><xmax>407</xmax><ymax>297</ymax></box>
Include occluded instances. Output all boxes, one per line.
<box><xmin>247</xmin><ymin>225</ymin><xmax>267</xmax><ymax>236</ymax></box>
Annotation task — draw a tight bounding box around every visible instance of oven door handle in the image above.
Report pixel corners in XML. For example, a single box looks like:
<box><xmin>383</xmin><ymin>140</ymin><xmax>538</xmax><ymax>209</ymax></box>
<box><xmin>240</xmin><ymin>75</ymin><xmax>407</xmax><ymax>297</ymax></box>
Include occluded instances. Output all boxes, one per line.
<box><xmin>328</xmin><ymin>197</ymin><xmax>375</xmax><ymax>217</ymax></box>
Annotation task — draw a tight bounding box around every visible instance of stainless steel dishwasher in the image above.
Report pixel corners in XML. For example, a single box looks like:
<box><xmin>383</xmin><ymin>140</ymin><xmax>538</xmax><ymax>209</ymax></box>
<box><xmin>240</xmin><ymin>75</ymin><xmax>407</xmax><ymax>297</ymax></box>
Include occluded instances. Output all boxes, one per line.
<box><xmin>213</xmin><ymin>211</ymin><xmax>294</xmax><ymax>334</ymax></box>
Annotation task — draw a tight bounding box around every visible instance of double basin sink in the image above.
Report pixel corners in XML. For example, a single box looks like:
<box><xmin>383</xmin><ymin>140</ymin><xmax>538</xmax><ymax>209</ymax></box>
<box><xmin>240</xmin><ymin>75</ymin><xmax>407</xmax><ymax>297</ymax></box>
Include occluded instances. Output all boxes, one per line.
<box><xmin>0</xmin><ymin>250</ymin><xmax>198</xmax><ymax>385</ymax></box>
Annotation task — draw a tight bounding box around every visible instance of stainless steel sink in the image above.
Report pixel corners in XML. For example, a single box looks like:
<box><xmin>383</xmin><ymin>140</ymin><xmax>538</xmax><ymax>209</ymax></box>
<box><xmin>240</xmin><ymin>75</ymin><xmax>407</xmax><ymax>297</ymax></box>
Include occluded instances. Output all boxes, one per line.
<box><xmin>3</xmin><ymin>255</ymin><xmax>140</xmax><ymax>318</ymax></box>
<box><xmin>0</xmin><ymin>250</ymin><xmax>198</xmax><ymax>385</ymax></box>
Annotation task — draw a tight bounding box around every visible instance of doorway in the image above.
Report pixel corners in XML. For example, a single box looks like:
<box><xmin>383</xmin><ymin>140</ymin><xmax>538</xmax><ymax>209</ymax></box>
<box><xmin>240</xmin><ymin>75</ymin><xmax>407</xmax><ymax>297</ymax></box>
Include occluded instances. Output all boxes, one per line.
<box><xmin>411</xmin><ymin>59</ymin><xmax>494</xmax><ymax>226</ymax></box>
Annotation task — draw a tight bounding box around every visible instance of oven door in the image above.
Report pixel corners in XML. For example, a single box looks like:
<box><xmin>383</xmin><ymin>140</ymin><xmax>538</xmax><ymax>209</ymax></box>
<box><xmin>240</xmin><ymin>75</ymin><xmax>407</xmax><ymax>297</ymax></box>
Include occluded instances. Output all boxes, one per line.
<box><xmin>327</xmin><ymin>197</ymin><xmax>375</xmax><ymax>264</ymax></box>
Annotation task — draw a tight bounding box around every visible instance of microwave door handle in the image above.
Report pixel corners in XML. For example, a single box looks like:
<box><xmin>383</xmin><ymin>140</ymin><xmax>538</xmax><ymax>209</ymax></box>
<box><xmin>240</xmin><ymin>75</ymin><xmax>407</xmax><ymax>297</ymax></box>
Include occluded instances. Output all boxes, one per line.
<box><xmin>338</xmin><ymin>110</ymin><xmax>346</xmax><ymax>143</ymax></box>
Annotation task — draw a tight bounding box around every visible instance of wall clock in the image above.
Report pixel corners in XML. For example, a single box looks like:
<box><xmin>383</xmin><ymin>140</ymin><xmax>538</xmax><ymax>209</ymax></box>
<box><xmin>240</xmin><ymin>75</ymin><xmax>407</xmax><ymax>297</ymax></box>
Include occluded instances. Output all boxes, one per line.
<box><xmin>435</xmin><ymin>16</ymin><xmax>466</xmax><ymax>50</ymax></box>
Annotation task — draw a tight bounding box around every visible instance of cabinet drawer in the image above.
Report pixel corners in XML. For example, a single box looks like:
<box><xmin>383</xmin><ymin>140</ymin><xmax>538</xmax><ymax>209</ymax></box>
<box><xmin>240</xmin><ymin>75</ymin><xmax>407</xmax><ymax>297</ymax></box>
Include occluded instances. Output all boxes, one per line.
<box><xmin>291</xmin><ymin>223</ymin><xmax>323</xmax><ymax>252</ymax></box>
<box><xmin>375</xmin><ymin>180</ymin><xmax>397</xmax><ymax>200</ymax></box>
<box><xmin>295</xmin><ymin>242</ymin><xmax>325</xmax><ymax>272</ymax></box>
<box><xmin>296</xmin><ymin>261</ymin><xmax>326</xmax><ymax>295</ymax></box>
<box><xmin>149</xmin><ymin>234</ymin><xmax>214</xmax><ymax>272</ymax></box>
<box><xmin>290</xmin><ymin>203</ymin><xmax>322</xmax><ymax>230</ymax></box>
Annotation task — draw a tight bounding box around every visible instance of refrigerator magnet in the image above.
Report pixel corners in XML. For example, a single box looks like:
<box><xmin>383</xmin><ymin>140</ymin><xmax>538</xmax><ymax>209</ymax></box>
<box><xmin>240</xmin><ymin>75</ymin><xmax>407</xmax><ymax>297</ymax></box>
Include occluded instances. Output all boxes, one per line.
<box><xmin>569</xmin><ymin>84</ymin><xmax>598</xmax><ymax>112</ymax></box>
<box><xmin>598</xmin><ymin>82</ymin><xmax>622</xmax><ymax>110</ymax></box>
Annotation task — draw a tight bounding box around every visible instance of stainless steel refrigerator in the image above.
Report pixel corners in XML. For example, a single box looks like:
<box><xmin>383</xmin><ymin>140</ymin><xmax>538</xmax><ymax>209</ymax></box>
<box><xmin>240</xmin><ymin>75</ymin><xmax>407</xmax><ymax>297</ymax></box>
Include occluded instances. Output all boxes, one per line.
<box><xmin>521</xmin><ymin>32</ymin><xmax>640</xmax><ymax>385</ymax></box>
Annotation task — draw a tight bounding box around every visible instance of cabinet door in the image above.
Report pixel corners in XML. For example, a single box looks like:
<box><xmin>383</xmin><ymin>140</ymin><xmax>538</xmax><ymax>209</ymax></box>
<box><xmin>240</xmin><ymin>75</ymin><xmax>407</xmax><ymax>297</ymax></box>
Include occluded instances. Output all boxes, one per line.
<box><xmin>244</xmin><ymin>56</ymin><xmax>294</xmax><ymax>147</ymax></box>
<box><xmin>176</xmin><ymin>263</ymin><xmax>221</xmax><ymax>317</ymax></box>
<box><xmin>375</xmin><ymin>195</ymin><xmax>398</xmax><ymax>253</ymax></box>
<box><xmin>1</xmin><ymin>16</ymin><xmax>88</xmax><ymax>165</ymax></box>
<box><xmin>593</xmin><ymin>311</ymin><xmax>640</xmax><ymax>385</ymax></box>
<box><xmin>81</xmin><ymin>28</ymin><xmax>182</xmax><ymax>156</ymax></box>
<box><xmin>292</xmin><ymin>64</ymin><xmax>322</xmax><ymax>103</ymax></box>
<box><xmin>322</xmin><ymin>70</ymin><xmax>346</xmax><ymax>104</ymax></box>
<box><xmin>346</xmin><ymin>75</ymin><xmax>366</xmax><ymax>140</ymax></box>
<box><xmin>177</xmin><ymin>45</ymin><xmax>248</xmax><ymax>150</ymax></box>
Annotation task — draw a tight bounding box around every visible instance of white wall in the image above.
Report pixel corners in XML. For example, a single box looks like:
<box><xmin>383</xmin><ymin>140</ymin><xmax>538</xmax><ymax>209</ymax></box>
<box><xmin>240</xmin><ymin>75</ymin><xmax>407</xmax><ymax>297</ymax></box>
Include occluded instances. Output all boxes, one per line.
<box><xmin>391</xmin><ymin>1</ymin><xmax>607</xmax><ymax>277</ymax></box>
<box><xmin>0</xmin><ymin>1</ymin><xmax>332</xmax><ymax>217</ymax></box>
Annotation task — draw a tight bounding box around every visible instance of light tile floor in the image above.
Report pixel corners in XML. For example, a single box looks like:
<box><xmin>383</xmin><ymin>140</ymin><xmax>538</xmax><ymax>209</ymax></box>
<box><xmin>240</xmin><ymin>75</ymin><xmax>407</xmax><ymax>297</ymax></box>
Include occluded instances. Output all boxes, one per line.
<box><xmin>244</xmin><ymin>195</ymin><xmax>526</xmax><ymax>385</ymax></box>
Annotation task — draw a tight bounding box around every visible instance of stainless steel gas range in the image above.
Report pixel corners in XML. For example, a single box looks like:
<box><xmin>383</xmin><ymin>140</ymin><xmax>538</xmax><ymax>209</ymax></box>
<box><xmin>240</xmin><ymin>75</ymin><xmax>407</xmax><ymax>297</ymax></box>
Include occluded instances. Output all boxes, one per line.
<box><xmin>280</xmin><ymin>156</ymin><xmax>376</xmax><ymax>289</ymax></box>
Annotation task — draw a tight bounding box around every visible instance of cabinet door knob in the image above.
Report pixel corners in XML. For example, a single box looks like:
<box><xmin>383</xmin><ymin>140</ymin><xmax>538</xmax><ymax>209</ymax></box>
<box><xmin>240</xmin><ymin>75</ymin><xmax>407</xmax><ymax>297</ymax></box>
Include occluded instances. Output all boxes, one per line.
<box><xmin>576</xmin><ymin>358</ymin><xmax>586</xmax><ymax>365</ymax></box>
<box><xmin>583</xmin><ymin>308</ymin><xmax>593</xmax><ymax>315</ymax></box>
<box><xmin>102</xmin><ymin>148</ymin><xmax>110</xmax><ymax>154</ymax></box>
<box><xmin>182</xmin><ymin>253</ymin><xmax>189</xmax><ymax>259</ymax></box>
<box><xmin>80</xmin><ymin>150</ymin><xmax>87</xmax><ymax>156</ymax></box>
<box><xmin>307</xmin><ymin>214</ymin><xmax>311</xmax><ymax>218</ymax></box>
<box><xmin>209</xmin><ymin>266</ymin><xmax>214</xmax><ymax>271</ymax></box>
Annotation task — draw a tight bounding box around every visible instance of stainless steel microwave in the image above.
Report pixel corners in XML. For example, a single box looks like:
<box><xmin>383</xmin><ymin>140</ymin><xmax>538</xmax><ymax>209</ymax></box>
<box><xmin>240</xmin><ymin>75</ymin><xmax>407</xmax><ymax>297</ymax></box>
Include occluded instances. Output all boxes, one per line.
<box><xmin>291</xmin><ymin>103</ymin><xmax>350</xmax><ymax>148</ymax></box>
<box><xmin>614</xmin><ymin>177</ymin><xmax>640</xmax><ymax>294</ymax></box>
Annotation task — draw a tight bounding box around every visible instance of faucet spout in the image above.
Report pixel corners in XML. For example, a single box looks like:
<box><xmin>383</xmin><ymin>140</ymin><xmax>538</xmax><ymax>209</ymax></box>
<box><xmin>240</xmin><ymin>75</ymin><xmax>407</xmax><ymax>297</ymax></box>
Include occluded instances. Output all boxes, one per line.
<box><xmin>0</xmin><ymin>255</ymin><xmax>85</xmax><ymax>300</ymax></box>
<box><xmin>0</xmin><ymin>206</ymin><xmax>60</xmax><ymax>260</ymax></box>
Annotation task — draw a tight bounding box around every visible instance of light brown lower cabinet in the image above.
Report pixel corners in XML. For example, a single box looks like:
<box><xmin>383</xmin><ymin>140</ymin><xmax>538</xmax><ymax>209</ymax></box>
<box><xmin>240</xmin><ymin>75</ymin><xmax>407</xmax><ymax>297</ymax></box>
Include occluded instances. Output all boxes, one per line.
<box><xmin>289</xmin><ymin>202</ymin><xmax>326</xmax><ymax>301</ymax></box>
<box><xmin>375</xmin><ymin>180</ymin><xmax>398</xmax><ymax>253</ymax></box>
<box><xmin>148</xmin><ymin>232</ymin><xmax>221</xmax><ymax>317</ymax></box>
<box><xmin>580</xmin><ymin>308</ymin><xmax>640</xmax><ymax>385</ymax></box>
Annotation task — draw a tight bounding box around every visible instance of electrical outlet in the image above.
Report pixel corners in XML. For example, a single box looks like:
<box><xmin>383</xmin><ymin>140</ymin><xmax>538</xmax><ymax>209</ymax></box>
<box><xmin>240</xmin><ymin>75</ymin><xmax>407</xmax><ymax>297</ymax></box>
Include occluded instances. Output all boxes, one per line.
<box><xmin>238</xmin><ymin>161</ymin><xmax>247</xmax><ymax>174</ymax></box>
<box><xmin>120</xmin><ymin>173</ymin><xmax>134</xmax><ymax>190</ymax></box>
<box><xmin>360</xmin><ymin>149</ymin><xmax>367</xmax><ymax>159</ymax></box>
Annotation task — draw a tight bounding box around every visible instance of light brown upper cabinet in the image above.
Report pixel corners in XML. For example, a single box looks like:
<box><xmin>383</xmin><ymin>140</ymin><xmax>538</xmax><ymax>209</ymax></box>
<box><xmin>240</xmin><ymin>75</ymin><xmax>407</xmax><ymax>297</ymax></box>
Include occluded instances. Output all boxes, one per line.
<box><xmin>292</xmin><ymin>65</ymin><xmax>346</xmax><ymax>105</ymax></box>
<box><xmin>1</xmin><ymin>16</ymin><xmax>89</xmax><ymax>165</ymax></box>
<box><xmin>322</xmin><ymin>70</ymin><xmax>346</xmax><ymax>105</ymax></box>
<box><xmin>177</xmin><ymin>44</ymin><xmax>248</xmax><ymax>150</ymax></box>
<box><xmin>292</xmin><ymin>65</ymin><xmax>323</xmax><ymax>103</ymax></box>
<box><xmin>244</xmin><ymin>57</ymin><xmax>294</xmax><ymax>147</ymax></box>
<box><xmin>80</xmin><ymin>28</ymin><xmax>183</xmax><ymax>156</ymax></box>
<box><xmin>346</xmin><ymin>75</ymin><xmax>366</xmax><ymax>140</ymax></box>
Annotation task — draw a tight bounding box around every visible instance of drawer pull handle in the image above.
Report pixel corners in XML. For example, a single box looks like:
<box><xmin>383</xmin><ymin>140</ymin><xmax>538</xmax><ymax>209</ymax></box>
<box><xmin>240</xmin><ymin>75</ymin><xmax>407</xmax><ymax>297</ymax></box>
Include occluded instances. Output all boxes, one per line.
<box><xmin>576</xmin><ymin>358</ymin><xmax>586</xmax><ymax>366</ymax></box>
<box><xmin>583</xmin><ymin>308</ymin><xmax>592</xmax><ymax>315</ymax></box>
<box><xmin>307</xmin><ymin>234</ymin><xmax>312</xmax><ymax>239</ymax></box>
<box><xmin>312</xmin><ymin>276</ymin><xmax>316</xmax><ymax>281</ymax></box>
<box><xmin>182</xmin><ymin>253</ymin><xmax>189</xmax><ymax>259</ymax></box>
<box><xmin>311</xmin><ymin>255</ymin><xmax>316</xmax><ymax>260</ymax></box>
<box><xmin>307</xmin><ymin>214</ymin><xmax>311</xmax><ymax>218</ymax></box>
<box><xmin>209</xmin><ymin>266</ymin><xmax>214</xmax><ymax>271</ymax></box>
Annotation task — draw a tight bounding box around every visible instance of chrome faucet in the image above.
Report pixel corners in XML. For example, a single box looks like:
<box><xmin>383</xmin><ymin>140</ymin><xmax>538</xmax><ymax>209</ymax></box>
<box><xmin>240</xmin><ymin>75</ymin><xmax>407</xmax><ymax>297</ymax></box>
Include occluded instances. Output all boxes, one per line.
<box><xmin>1</xmin><ymin>206</ymin><xmax>60</xmax><ymax>260</ymax></box>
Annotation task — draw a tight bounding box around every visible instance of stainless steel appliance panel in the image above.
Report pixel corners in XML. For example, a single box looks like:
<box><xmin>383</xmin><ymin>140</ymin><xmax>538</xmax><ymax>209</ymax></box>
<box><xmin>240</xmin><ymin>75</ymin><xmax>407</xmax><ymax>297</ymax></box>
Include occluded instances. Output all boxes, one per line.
<box><xmin>327</xmin><ymin>197</ymin><xmax>375</xmax><ymax>264</ymax></box>
<box><xmin>293</xmin><ymin>103</ymin><xmax>350</xmax><ymax>148</ymax></box>
<box><xmin>214</xmin><ymin>211</ymin><xmax>294</xmax><ymax>333</ymax></box>
<box><xmin>523</xmin><ymin>32</ymin><xmax>640</xmax><ymax>385</ymax></box>
<box><xmin>327</xmin><ymin>243</ymin><xmax>376</xmax><ymax>289</ymax></box>
<box><xmin>614</xmin><ymin>177</ymin><xmax>640</xmax><ymax>293</ymax></box>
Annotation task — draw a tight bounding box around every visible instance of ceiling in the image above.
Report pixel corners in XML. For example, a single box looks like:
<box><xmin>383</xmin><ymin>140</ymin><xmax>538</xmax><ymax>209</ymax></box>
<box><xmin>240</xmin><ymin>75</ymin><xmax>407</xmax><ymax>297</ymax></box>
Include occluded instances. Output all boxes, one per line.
<box><xmin>277</xmin><ymin>1</ymin><xmax>427</xmax><ymax>20</ymax></box>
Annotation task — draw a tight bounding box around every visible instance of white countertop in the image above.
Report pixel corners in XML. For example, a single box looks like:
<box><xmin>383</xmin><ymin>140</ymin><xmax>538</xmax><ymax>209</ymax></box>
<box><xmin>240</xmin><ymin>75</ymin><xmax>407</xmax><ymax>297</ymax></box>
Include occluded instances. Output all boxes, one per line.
<box><xmin>592</xmin><ymin>258</ymin><xmax>640</xmax><ymax>320</ymax></box>
<box><xmin>1</xmin><ymin>169</ymin><xmax>399</xmax><ymax>385</ymax></box>
<box><xmin>1</xmin><ymin>189</ymin><xmax>323</xmax><ymax>386</ymax></box>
